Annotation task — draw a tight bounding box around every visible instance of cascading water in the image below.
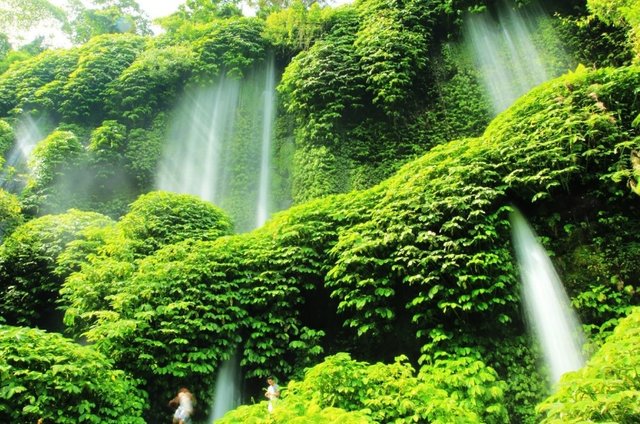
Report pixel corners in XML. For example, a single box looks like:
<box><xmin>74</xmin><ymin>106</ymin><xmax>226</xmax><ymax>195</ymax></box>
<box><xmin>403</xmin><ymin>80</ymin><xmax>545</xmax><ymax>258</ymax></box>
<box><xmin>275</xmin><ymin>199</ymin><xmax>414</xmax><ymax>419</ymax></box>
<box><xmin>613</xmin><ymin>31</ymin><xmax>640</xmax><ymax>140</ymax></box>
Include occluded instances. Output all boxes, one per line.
<box><xmin>155</xmin><ymin>75</ymin><xmax>240</xmax><ymax>206</ymax></box>
<box><xmin>156</xmin><ymin>55</ymin><xmax>278</xmax><ymax>420</ymax></box>
<box><xmin>209</xmin><ymin>354</ymin><xmax>242</xmax><ymax>422</ymax></box>
<box><xmin>0</xmin><ymin>115</ymin><xmax>45</xmax><ymax>190</ymax></box>
<box><xmin>510</xmin><ymin>209</ymin><xmax>586</xmax><ymax>385</ymax></box>
<box><xmin>463</xmin><ymin>1</ymin><xmax>556</xmax><ymax>114</ymax></box>
<box><xmin>256</xmin><ymin>55</ymin><xmax>276</xmax><ymax>228</ymax></box>
<box><xmin>156</xmin><ymin>57</ymin><xmax>278</xmax><ymax>233</ymax></box>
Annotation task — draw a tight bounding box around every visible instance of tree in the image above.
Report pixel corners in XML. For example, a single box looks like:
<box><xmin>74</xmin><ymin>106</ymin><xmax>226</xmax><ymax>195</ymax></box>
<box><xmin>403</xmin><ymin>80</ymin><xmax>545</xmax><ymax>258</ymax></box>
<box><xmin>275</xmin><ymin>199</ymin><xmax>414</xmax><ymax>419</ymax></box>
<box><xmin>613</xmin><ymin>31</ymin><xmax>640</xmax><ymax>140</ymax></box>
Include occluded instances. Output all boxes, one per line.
<box><xmin>66</xmin><ymin>0</ymin><xmax>151</xmax><ymax>44</ymax></box>
<box><xmin>20</xmin><ymin>130</ymin><xmax>87</xmax><ymax>215</ymax></box>
<box><xmin>0</xmin><ymin>209</ymin><xmax>113</xmax><ymax>327</ymax></box>
<box><xmin>0</xmin><ymin>0</ymin><xmax>67</xmax><ymax>33</ymax></box>
<box><xmin>587</xmin><ymin>0</ymin><xmax>640</xmax><ymax>61</ymax></box>
<box><xmin>0</xmin><ymin>325</ymin><xmax>147</xmax><ymax>423</ymax></box>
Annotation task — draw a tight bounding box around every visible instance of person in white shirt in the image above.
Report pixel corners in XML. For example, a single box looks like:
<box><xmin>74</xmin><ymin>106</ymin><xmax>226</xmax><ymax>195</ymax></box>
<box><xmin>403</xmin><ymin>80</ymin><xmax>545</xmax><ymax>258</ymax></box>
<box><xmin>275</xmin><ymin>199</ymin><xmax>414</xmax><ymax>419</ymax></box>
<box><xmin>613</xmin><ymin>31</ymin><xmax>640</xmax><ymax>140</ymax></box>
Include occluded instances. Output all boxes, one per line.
<box><xmin>264</xmin><ymin>376</ymin><xmax>280</xmax><ymax>413</ymax></box>
<box><xmin>170</xmin><ymin>387</ymin><xmax>194</xmax><ymax>424</ymax></box>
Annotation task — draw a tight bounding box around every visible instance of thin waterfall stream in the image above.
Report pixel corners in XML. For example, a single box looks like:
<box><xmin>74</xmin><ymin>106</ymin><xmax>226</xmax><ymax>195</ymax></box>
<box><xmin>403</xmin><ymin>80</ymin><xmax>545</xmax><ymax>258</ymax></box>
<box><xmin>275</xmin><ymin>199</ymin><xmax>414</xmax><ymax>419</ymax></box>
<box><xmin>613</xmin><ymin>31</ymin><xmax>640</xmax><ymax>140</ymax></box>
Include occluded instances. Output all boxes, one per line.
<box><xmin>510</xmin><ymin>209</ymin><xmax>586</xmax><ymax>385</ymax></box>
<box><xmin>463</xmin><ymin>0</ymin><xmax>559</xmax><ymax>115</ymax></box>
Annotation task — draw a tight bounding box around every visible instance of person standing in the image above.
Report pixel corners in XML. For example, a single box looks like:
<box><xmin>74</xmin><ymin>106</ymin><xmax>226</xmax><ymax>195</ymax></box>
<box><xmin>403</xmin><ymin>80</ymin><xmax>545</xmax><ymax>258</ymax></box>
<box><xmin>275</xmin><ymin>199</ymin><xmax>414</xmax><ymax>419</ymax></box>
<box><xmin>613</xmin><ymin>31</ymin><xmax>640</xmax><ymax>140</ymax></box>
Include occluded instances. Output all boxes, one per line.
<box><xmin>170</xmin><ymin>387</ymin><xmax>194</xmax><ymax>424</ymax></box>
<box><xmin>264</xmin><ymin>376</ymin><xmax>280</xmax><ymax>413</ymax></box>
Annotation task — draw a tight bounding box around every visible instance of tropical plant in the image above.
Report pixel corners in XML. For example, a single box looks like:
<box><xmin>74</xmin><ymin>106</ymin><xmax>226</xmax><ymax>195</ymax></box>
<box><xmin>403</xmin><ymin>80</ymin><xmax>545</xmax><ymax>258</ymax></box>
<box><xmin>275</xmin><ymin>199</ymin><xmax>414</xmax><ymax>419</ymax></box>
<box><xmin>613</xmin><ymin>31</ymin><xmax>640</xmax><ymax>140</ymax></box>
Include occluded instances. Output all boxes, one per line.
<box><xmin>0</xmin><ymin>189</ymin><xmax>22</xmax><ymax>242</ymax></box>
<box><xmin>0</xmin><ymin>209</ymin><xmax>112</xmax><ymax>327</ymax></box>
<box><xmin>219</xmin><ymin>352</ymin><xmax>507</xmax><ymax>423</ymax></box>
<box><xmin>20</xmin><ymin>129</ymin><xmax>87</xmax><ymax>215</ymax></box>
<box><xmin>0</xmin><ymin>325</ymin><xmax>146</xmax><ymax>423</ymax></box>
<box><xmin>537</xmin><ymin>307</ymin><xmax>640</xmax><ymax>423</ymax></box>
<box><xmin>58</xmin><ymin>33</ymin><xmax>146</xmax><ymax>124</ymax></box>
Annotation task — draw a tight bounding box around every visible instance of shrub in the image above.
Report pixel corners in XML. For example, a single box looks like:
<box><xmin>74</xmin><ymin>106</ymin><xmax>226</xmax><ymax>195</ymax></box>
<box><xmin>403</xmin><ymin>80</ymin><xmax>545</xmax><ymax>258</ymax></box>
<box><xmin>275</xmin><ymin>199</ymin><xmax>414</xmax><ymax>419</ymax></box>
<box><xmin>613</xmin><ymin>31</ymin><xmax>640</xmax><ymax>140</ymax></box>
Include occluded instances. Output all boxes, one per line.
<box><xmin>537</xmin><ymin>307</ymin><xmax>640</xmax><ymax>423</ymax></box>
<box><xmin>0</xmin><ymin>325</ymin><xmax>146</xmax><ymax>423</ymax></box>
<box><xmin>0</xmin><ymin>209</ymin><xmax>113</xmax><ymax>327</ymax></box>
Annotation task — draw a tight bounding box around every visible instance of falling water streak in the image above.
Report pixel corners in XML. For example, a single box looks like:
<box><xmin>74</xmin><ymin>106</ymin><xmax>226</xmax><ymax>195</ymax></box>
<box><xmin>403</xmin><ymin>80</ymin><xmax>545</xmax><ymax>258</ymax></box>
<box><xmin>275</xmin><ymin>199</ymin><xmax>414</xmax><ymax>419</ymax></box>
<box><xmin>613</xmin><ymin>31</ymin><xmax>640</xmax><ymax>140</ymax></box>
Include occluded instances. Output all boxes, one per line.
<box><xmin>200</xmin><ymin>82</ymin><xmax>228</xmax><ymax>202</ymax></box>
<box><xmin>510</xmin><ymin>209</ymin><xmax>585</xmax><ymax>385</ymax></box>
<box><xmin>256</xmin><ymin>55</ymin><xmax>276</xmax><ymax>228</ymax></box>
<box><xmin>464</xmin><ymin>1</ymin><xmax>552</xmax><ymax>114</ymax></box>
<box><xmin>1</xmin><ymin>115</ymin><xmax>45</xmax><ymax>189</ymax></box>
<box><xmin>155</xmin><ymin>77</ymin><xmax>240</xmax><ymax>204</ymax></box>
<box><xmin>209</xmin><ymin>354</ymin><xmax>242</xmax><ymax>422</ymax></box>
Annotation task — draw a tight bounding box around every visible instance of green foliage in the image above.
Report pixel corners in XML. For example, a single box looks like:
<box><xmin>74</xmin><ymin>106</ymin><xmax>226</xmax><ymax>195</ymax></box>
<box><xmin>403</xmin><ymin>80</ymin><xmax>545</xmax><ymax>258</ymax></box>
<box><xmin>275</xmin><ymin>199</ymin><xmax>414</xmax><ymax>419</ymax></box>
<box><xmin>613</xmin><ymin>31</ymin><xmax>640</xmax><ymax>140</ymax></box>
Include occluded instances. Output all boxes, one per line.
<box><xmin>0</xmin><ymin>325</ymin><xmax>146</xmax><ymax>423</ymax></box>
<box><xmin>0</xmin><ymin>189</ymin><xmax>22</xmax><ymax>241</ymax></box>
<box><xmin>123</xmin><ymin>114</ymin><xmax>166</xmax><ymax>191</ymax></box>
<box><xmin>157</xmin><ymin>0</ymin><xmax>242</xmax><ymax>33</ymax></box>
<box><xmin>0</xmin><ymin>209</ymin><xmax>112</xmax><ymax>327</ymax></box>
<box><xmin>52</xmin><ymin>64</ymin><xmax>640</xmax><ymax>422</ymax></box>
<box><xmin>263</xmin><ymin>0</ymin><xmax>333</xmax><ymax>55</ymax></box>
<box><xmin>422</xmin><ymin>41</ymin><xmax>492</xmax><ymax>147</ymax></box>
<box><xmin>67</xmin><ymin>0</ymin><xmax>151</xmax><ymax>45</ymax></box>
<box><xmin>59</xmin><ymin>33</ymin><xmax>146</xmax><ymax>124</ymax></box>
<box><xmin>485</xmin><ymin>337</ymin><xmax>548</xmax><ymax>424</ymax></box>
<box><xmin>190</xmin><ymin>17</ymin><xmax>267</xmax><ymax>82</ymax></box>
<box><xmin>278</xmin><ymin>6</ymin><xmax>363</xmax><ymax>147</ymax></box>
<box><xmin>60</xmin><ymin>191</ymin><xmax>233</xmax><ymax>337</ymax></box>
<box><xmin>537</xmin><ymin>307</ymin><xmax>640</xmax><ymax>423</ymax></box>
<box><xmin>0</xmin><ymin>47</ymin><xmax>79</xmax><ymax>117</ymax></box>
<box><xmin>556</xmin><ymin>13</ymin><xmax>634</xmax><ymax>68</ymax></box>
<box><xmin>354</xmin><ymin>0</ymin><xmax>430</xmax><ymax>118</ymax></box>
<box><xmin>561</xmin><ymin>242</ymin><xmax>639</xmax><ymax>344</ymax></box>
<box><xmin>86</xmin><ymin>120</ymin><xmax>134</xmax><ymax>211</ymax></box>
<box><xmin>20</xmin><ymin>130</ymin><xmax>87</xmax><ymax>215</ymax></box>
<box><xmin>291</xmin><ymin>144</ymin><xmax>350</xmax><ymax>203</ymax></box>
<box><xmin>106</xmin><ymin>44</ymin><xmax>194</xmax><ymax>126</ymax></box>
<box><xmin>419</xmin><ymin>352</ymin><xmax>509</xmax><ymax>423</ymax></box>
<box><xmin>0</xmin><ymin>118</ymin><xmax>12</xmax><ymax>157</ymax></box>
<box><xmin>221</xmin><ymin>352</ymin><xmax>507</xmax><ymax>423</ymax></box>
<box><xmin>117</xmin><ymin>190</ymin><xmax>233</xmax><ymax>256</ymax></box>
<box><xmin>587</xmin><ymin>0</ymin><xmax>640</xmax><ymax>62</ymax></box>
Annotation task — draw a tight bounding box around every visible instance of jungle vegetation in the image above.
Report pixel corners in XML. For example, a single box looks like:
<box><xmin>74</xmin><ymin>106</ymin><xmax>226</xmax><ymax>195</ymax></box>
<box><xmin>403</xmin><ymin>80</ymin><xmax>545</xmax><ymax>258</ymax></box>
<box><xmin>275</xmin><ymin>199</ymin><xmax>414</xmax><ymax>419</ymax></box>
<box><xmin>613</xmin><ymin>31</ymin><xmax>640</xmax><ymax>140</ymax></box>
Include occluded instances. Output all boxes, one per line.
<box><xmin>1</xmin><ymin>0</ymin><xmax>639</xmax><ymax>423</ymax></box>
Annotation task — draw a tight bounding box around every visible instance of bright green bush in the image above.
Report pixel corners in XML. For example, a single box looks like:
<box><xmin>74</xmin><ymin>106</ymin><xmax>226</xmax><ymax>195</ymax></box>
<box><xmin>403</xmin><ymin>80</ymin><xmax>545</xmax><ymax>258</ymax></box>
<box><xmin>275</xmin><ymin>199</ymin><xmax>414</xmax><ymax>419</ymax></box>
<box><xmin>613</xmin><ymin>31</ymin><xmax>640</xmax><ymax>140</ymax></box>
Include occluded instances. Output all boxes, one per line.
<box><xmin>537</xmin><ymin>307</ymin><xmax>640</xmax><ymax>423</ymax></box>
<box><xmin>20</xmin><ymin>130</ymin><xmax>87</xmax><ymax>215</ymax></box>
<box><xmin>0</xmin><ymin>118</ymin><xmax>13</xmax><ymax>157</ymax></box>
<box><xmin>0</xmin><ymin>325</ymin><xmax>146</xmax><ymax>423</ymax></box>
<box><xmin>0</xmin><ymin>189</ymin><xmax>22</xmax><ymax>242</ymax></box>
<box><xmin>116</xmin><ymin>190</ymin><xmax>233</xmax><ymax>257</ymax></box>
<box><xmin>61</xmin><ymin>190</ymin><xmax>233</xmax><ymax>336</ymax></box>
<box><xmin>220</xmin><ymin>352</ymin><xmax>506</xmax><ymax>423</ymax></box>
<box><xmin>354</xmin><ymin>0</ymin><xmax>430</xmax><ymax>118</ymax></box>
<box><xmin>106</xmin><ymin>45</ymin><xmax>194</xmax><ymax>126</ymax></box>
<box><xmin>0</xmin><ymin>209</ymin><xmax>113</xmax><ymax>327</ymax></box>
<box><xmin>59</xmin><ymin>33</ymin><xmax>146</xmax><ymax>124</ymax></box>
<box><xmin>191</xmin><ymin>17</ymin><xmax>267</xmax><ymax>82</ymax></box>
<box><xmin>0</xmin><ymin>48</ymin><xmax>79</xmax><ymax>117</ymax></box>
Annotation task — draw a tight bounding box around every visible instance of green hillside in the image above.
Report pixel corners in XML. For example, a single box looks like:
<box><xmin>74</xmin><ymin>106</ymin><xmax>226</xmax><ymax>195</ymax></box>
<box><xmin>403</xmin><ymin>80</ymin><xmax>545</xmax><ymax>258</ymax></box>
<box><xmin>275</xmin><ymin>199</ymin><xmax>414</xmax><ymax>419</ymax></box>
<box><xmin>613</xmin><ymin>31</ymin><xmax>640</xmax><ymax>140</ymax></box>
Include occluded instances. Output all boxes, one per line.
<box><xmin>1</xmin><ymin>0</ymin><xmax>639</xmax><ymax>423</ymax></box>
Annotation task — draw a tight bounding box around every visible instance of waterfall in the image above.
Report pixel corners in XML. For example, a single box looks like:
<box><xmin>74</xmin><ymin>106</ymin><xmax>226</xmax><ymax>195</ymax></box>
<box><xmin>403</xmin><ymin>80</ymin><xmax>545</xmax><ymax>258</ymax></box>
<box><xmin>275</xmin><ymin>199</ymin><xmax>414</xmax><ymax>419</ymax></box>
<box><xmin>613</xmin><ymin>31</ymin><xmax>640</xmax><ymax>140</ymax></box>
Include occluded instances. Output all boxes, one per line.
<box><xmin>209</xmin><ymin>354</ymin><xmax>242</xmax><ymax>422</ymax></box>
<box><xmin>256</xmin><ymin>55</ymin><xmax>276</xmax><ymax>228</ymax></box>
<box><xmin>464</xmin><ymin>1</ymin><xmax>554</xmax><ymax>114</ymax></box>
<box><xmin>510</xmin><ymin>209</ymin><xmax>586</xmax><ymax>385</ymax></box>
<box><xmin>156</xmin><ymin>57</ymin><xmax>278</xmax><ymax>232</ymax></box>
<box><xmin>155</xmin><ymin>75</ymin><xmax>240</xmax><ymax>205</ymax></box>
<box><xmin>156</xmin><ymin>55</ymin><xmax>279</xmax><ymax>420</ymax></box>
<box><xmin>1</xmin><ymin>115</ymin><xmax>45</xmax><ymax>190</ymax></box>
